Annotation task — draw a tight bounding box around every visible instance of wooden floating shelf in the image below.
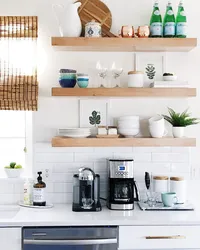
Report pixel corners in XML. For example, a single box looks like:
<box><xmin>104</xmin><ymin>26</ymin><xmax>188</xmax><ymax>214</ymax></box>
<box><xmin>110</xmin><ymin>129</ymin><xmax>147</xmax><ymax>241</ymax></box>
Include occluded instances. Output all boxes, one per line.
<box><xmin>52</xmin><ymin>88</ymin><xmax>196</xmax><ymax>98</ymax></box>
<box><xmin>51</xmin><ymin>37</ymin><xmax>197</xmax><ymax>52</ymax></box>
<box><xmin>52</xmin><ymin>137</ymin><xmax>196</xmax><ymax>147</ymax></box>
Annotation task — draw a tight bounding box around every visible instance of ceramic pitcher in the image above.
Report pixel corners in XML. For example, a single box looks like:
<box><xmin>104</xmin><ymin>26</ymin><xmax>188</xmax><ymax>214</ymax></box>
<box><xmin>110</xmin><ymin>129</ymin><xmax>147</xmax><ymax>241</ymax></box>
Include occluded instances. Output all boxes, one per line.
<box><xmin>52</xmin><ymin>1</ymin><xmax>82</xmax><ymax>37</ymax></box>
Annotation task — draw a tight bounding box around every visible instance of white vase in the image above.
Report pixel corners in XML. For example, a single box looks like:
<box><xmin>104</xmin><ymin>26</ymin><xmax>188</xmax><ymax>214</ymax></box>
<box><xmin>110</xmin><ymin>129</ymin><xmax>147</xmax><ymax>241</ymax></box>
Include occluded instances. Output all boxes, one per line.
<box><xmin>172</xmin><ymin>127</ymin><xmax>185</xmax><ymax>138</ymax></box>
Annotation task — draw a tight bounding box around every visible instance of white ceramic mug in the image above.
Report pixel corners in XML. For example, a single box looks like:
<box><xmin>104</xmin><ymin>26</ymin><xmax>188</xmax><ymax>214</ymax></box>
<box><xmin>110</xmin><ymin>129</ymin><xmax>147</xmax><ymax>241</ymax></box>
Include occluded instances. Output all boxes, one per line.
<box><xmin>149</xmin><ymin>115</ymin><xmax>165</xmax><ymax>126</ymax></box>
<box><xmin>149</xmin><ymin>123</ymin><xmax>168</xmax><ymax>138</ymax></box>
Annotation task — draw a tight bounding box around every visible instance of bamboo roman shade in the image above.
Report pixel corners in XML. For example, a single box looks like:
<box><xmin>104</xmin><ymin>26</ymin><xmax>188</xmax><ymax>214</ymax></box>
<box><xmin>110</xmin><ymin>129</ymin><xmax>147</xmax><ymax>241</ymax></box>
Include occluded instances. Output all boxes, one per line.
<box><xmin>0</xmin><ymin>16</ymin><xmax>38</xmax><ymax>111</ymax></box>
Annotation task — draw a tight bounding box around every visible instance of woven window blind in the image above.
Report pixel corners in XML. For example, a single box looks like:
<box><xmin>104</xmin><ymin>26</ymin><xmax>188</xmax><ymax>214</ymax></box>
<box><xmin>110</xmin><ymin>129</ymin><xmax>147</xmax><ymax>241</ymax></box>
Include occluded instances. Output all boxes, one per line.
<box><xmin>0</xmin><ymin>16</ymin><xmax>38</xmax><ymax>111</ymax></box>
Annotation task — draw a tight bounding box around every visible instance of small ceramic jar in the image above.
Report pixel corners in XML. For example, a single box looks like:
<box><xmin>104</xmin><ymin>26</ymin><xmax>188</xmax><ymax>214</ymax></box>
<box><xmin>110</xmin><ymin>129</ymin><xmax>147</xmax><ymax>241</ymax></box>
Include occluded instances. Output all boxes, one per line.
<box><xmin>128</xmin><ymin>71</ymin><xmax>144</xmax><ymax>87</ymax></box>
<box><xmin>121</xmin><ymin>26</ymin><xmax>134</xmax><ymax>38</ymax></box>
<box><xmin>85</xmin><ymin>20</ymin><xmax>102</xmax><ymax>37</ymax></box>
<box><xmin>170</xmin><ymin>177</ymin><xmax>186</xmax><ymax>204</ymax></box>
<box><xmin>153</xmin><ymin>176</ymin><xmax>169</xmax><ymax>202</ymax></box>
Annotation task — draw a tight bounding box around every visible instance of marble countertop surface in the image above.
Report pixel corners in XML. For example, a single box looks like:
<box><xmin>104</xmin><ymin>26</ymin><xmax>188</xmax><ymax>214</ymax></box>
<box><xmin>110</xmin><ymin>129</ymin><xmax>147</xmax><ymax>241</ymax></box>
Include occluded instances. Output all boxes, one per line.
<box><xmin>1</xmin><ymin>203</ymin><xmax>200</xmax><ymax>227</ymax></box>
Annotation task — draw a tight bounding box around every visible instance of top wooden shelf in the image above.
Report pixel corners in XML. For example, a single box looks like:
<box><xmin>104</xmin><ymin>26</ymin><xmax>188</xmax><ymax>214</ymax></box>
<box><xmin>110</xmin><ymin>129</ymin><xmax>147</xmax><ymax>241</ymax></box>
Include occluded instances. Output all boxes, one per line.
<box><xmin>51</xmin><ymin>37</ymin><xmax>197</xmax><ymax>52</ymax></box>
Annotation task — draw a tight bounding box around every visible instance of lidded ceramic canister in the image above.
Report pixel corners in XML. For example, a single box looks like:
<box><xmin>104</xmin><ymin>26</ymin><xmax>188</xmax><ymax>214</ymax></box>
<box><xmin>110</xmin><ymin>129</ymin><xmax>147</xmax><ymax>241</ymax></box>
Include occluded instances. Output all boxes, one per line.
<box><xmin>153</xmin><ymin>176</ymin><xmax>169</xmax><ymax>202</ymax></box>
<box><xmin>170</xmin><ymin>177</ymin><xmax>186</xmax><ymax>204</ymax></box>
<box><xmin>128</xmin><ymin>71</ymin><xmax>144</xmax><ymax>88</ymax></box>
<box><xmin>85</xmin><ymin>19</ymin><xmax>102</xmax><ymax>37</ymax></box>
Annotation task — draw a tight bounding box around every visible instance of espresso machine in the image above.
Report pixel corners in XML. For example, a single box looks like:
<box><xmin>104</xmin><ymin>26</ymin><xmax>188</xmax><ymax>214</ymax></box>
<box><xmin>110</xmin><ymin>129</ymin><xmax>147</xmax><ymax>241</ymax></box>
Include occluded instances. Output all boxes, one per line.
<box><xmin>107</xmin><ymin>159</ymin><xmax>139</xmax><ymax>210</ymax></box>
<box><xmin>72</xmin><ymin>167</ymin><xmax>102</xmax><ymax>212</ymax></box>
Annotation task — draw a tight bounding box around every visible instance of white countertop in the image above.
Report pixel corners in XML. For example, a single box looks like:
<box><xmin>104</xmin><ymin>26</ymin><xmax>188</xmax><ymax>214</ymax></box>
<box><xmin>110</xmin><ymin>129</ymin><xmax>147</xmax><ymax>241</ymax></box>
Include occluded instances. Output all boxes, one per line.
<box><xmin>2</xmin><ymin>204</ymin><xmax>200</xmax><ymax>227</ymax></box>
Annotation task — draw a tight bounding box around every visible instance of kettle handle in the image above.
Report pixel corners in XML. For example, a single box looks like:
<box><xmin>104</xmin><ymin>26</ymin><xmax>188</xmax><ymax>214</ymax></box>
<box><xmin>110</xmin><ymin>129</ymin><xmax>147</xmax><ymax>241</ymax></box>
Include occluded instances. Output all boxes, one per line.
<box><xmin>52</xmin><ymin>4</ymin><xmax>65</xmax><ymax>37</ymax></box>
<box><xmin>134</xmin><ymin>180</ymin><xmax>140</xmax><ymax>202</ymax></box>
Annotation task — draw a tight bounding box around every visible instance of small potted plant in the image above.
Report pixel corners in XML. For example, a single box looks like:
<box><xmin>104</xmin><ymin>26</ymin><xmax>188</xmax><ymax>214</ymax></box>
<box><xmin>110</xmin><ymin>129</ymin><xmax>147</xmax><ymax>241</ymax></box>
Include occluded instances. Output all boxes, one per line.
<box><xmin>163</xmin><ymin>108</ymin><xmax>199</xmax><ymax>138</ymax></box>
<box><xmin>4</xmin><ymin>162</ymin><xmax>23</xmax><ymax>178</ymax></box>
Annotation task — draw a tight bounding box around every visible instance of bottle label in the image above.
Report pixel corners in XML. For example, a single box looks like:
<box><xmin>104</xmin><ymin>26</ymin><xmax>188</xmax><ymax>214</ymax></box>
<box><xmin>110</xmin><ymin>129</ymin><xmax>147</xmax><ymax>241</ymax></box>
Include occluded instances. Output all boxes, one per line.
<box><xmin>150</xmin><ymin>22</ymin><xmax>163</xmax><ymax>36</ymax></box>
<box><xmin>154</xmin><ymin>10</ymin><xmax>160</xmax><ymax>15</ymax></box>
<box><xmin>180</xmin><ymin>11</ymin><xmax>185</xmax><ymax>16</ymax></box>
<box><xmin>33</xmin><ymin>188</ymin><xmax>45</xmax><ymax>203</ymax></box>
<box><xmin>167</xmin><ymin>10</ymin><xmax>174</xmax><ymax>15</ymax></box>
<box><xmin>164</xmin><ymin>22</ymin><xmax>175</xmax><ymax>36</ymax></box>
<box><xmin>176</xmin><ymin>22</ymin><xmax>187</xmax><ymax>36</ymax></box>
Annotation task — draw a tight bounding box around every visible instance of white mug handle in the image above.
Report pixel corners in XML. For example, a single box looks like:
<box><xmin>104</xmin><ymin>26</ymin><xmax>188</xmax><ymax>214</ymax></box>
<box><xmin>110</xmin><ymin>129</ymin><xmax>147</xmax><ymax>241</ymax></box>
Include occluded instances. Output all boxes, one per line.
<box><xmin>173</xmin><ymin>196</ymin><xmax>178</xmax><ymax>206</ymax></box>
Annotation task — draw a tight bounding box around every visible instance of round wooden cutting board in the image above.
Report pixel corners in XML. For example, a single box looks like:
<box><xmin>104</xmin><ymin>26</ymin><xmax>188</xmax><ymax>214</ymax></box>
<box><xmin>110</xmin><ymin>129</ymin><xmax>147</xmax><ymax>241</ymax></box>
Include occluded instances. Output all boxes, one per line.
<box><xmin>77</xmin><ymin>0</ymin><xmax>113</xmax><ymax>37</ymax></box>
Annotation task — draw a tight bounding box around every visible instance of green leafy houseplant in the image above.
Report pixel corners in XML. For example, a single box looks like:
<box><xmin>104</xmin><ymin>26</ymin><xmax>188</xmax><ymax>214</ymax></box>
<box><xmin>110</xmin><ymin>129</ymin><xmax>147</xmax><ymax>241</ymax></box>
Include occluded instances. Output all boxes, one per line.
<box><xmin>163</xmin><ymin>108</ymin><xmax>199</xmax><ymax>127</ymax></box>
<box><xmin>4</xmin><ymin>162</ymin><xmax>23</xmax><ymax>178</ymax></box>
<box><xmin>163</xmin><ymin>108</ymin><xmax>199</xmax><ymax>138</ymax></box>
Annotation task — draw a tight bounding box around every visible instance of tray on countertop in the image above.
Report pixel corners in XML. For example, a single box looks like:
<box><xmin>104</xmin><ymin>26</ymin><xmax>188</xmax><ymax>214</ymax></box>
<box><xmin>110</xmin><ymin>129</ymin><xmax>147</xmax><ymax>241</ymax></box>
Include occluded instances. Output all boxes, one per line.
<box><xmin>19</xmin><ymin>202</ymin><xmax>54</xmax><ymax>209</ymax></box>
<box><xmin>138</xmin><ymin>201</ymin><xmax>194</xmax><ymax>211</ymax></box>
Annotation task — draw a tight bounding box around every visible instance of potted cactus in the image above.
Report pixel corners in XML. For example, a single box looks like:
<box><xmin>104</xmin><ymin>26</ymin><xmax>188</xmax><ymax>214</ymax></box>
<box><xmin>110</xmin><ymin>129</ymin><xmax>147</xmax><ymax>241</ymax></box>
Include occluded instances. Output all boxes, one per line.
<box><xmin>163</xmin><ymin>108</ymin><xmax>199</xmax><ymax>138</ymax></box>
<box><xmin>4</xmin><ymin>162</ymin><xmax>23</xmax><ymax>178</ymax></box>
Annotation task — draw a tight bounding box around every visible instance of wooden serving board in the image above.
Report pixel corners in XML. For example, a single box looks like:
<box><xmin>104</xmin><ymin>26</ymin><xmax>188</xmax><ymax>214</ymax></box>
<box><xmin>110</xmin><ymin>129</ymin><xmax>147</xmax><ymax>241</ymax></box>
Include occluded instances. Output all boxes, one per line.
<box><xmin>77</xmin><ymin>0</ymin><xmax>114</xmax><ymax>37</ymax></box>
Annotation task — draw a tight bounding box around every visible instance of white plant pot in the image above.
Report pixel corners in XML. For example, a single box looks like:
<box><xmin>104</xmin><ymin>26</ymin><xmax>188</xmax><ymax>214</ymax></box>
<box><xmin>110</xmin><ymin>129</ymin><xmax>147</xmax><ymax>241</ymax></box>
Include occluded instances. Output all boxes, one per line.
<box><xmin>4</xmin><ymin>168</ymin><xmax>23</xmax><ymax>178</ymax></box>
<box><xmin>172</xmin><ymin>127</ymin><xmax>185</xmax><ymax>138</ymax></box>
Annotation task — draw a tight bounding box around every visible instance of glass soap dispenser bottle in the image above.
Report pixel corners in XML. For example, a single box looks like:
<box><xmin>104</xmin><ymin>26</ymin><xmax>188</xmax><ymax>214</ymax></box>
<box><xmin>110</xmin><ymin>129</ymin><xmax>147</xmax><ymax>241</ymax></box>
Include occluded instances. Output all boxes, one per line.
<box><xmin>33</xmin><ymin>172</ymin><xmax>46</xmax><ymax>206</ymax></box>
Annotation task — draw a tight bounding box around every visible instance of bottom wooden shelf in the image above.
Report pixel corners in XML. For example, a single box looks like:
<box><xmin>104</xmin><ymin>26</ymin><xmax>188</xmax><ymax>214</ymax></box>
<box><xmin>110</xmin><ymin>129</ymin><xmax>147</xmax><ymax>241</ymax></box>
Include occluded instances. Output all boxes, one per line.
<box><xmin>52</xmin><ymin>137</ymin><xmax>196</xmax><ymax>147</ymax></box>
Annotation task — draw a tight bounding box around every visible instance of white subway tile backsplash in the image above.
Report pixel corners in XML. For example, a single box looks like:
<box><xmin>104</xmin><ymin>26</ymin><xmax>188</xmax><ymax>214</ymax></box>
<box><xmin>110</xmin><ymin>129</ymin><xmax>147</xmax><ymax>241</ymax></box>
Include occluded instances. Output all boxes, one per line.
<box><xmin>152</xmin><ymin>153</ymin><xmax>170</xmax><ymax>162</ymax></box>
<box><xmin>74</xmin><ymin>153</ymin><xmax>112</xmax><ymax>162</ymax></box>
<box><xmin>27</xmin><ymin>143</ymin><xmax>193</xmax><ymax>204</ymax></box>
<box><xmin>53</xmin><ymin>163</ymin><xmax>94</xmax><ymax>173</ymax></box>
<box><xmin>54</xmin><ymin>183</ymin><xmax>72</xmax><ymax>193</ymax></box>
<box><xmin>169</xmin><ymin>153</ymin><xmax>190</xmax><ymax>163</ymax></box>
<box><xmin>133</xmin><ymin>147</ymin><xmax>171</xmax><ymax>153</ymax></box>
<box><xmin>94</xmin><ymin>147</ymin><xmax>133</xmax><ymax>153</ymax></box>
<box><xmin>134</xmin><ymin>163</ymin><xmax>171</xmax><ymax>173</ymax></box>
<box><xmin>36</xmin><ymin>153</ymin><xmax>74</xmax><ymax>163</ymax></box>
<box><xmin>171</xmin><ymin>163</ymin><xmax>190</xmax><ymax>173</ymax></box>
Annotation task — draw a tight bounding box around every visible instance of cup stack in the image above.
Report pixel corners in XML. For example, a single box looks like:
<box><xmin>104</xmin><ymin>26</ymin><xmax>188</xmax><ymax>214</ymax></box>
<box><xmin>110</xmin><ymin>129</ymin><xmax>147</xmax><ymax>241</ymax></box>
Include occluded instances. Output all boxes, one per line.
<box><xmin>149</xmin><ymin>115</ymin><xmax>167</xmax><ymax>138</ymax></box>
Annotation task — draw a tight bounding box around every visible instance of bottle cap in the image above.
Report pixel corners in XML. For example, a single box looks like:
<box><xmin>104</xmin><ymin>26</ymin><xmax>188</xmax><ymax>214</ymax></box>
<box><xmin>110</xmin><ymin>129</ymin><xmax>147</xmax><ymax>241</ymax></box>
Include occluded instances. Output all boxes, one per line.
<box><xmin>37</xmin><ymin>171</ymin><xmax>42</xmax><ymax>182</ymax></box>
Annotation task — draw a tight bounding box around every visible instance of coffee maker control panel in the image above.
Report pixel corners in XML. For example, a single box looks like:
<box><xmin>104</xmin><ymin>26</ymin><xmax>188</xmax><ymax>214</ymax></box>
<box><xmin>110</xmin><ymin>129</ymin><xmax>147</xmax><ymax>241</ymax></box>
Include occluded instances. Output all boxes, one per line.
<box><xmin>109</xmin><ymin>160</ymin><xmax>134</xmax><ymax>179</ymax></box>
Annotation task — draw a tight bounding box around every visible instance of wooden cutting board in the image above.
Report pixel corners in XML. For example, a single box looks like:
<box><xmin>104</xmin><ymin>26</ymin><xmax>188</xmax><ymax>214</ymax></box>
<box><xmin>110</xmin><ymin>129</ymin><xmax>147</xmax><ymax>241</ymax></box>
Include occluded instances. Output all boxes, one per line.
<box><xmin>77</xmin><ymin>0</ymin><xmax>114</xmax><ymax>37</ymax></box>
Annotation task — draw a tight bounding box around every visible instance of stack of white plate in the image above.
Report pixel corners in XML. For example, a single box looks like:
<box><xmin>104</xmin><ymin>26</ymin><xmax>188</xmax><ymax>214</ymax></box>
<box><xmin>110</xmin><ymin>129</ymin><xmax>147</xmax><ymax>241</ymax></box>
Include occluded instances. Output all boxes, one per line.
<box><xmin>58</xmin><ymin>128</ymin><xmax>91</xmax><ymax>138</ymax></box>
<box><xmin>118</xmin><ymin>116</ymin><xmax>140</xmax><ymax>138</ymax></box>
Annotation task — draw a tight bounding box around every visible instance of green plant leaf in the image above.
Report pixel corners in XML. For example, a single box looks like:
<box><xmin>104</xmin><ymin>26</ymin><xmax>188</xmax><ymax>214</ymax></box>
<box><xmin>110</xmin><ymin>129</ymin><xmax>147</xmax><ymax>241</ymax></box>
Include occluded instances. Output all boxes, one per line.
<box><xmin>164</xmin><ymin>108</ymin><xmax>200</xmax><ymax>127</ymax></box>
<box><xmin>92</xmin><ymin>111</ymin><xmax>97</xmax><ymax>118</ymax></box>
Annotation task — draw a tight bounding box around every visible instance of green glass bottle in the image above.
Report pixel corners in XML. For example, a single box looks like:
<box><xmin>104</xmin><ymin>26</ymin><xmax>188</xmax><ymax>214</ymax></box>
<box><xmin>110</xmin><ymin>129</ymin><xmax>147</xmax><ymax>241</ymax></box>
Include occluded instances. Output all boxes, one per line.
<box><xmin>176</xmin><ymin>0</ymin><xmax>187</xmax><ymax>38</ymax></box>
<box><xmin>150</xmin><ymin>1</ymin><xmax>163</xmax><ymax>37</ymax></box>
<box><xmin>163</xmin><ymin>1</ymin><xmax>175</xmax><ymax>37</ymax></box>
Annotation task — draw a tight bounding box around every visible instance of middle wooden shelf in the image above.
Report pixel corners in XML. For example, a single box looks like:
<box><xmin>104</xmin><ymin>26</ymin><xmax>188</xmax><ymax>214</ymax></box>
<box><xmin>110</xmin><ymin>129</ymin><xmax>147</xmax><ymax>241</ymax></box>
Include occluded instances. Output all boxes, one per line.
<box><xmin>52</xmin><ymin>87</ymin><xmax>196</xmax><ymax>97</ymax></box>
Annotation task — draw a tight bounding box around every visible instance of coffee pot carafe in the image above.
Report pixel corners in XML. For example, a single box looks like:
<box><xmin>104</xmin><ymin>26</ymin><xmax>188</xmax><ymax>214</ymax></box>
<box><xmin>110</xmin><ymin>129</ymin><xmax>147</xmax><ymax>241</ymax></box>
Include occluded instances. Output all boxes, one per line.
<box><xmin>73</xmin><ymin>167</ymin><xmax>101</xmax><ymax>212</ymax></box>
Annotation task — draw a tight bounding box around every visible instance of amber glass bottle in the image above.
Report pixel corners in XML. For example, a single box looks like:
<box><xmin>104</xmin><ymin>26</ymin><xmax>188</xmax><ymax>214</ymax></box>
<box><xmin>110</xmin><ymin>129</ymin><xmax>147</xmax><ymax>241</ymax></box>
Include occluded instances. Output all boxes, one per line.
<box><xmin>33</xmin><ymin>172</ymin><xmax>46</xmax><ymax>206</ymax></box>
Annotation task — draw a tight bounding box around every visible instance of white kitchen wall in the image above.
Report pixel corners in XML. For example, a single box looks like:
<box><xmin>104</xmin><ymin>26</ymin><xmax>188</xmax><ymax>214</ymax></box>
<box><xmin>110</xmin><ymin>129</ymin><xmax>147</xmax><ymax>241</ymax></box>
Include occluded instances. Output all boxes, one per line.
<box><xmin>0</xmin><ymin>0</ymin><xmax>200</xmax><ymax>204</ymax></box>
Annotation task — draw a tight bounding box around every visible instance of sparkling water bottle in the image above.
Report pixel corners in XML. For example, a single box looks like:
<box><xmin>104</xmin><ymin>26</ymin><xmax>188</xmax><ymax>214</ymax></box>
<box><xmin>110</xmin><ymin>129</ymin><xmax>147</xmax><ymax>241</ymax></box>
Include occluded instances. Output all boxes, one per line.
<box><xmin>176</xmin><ymin>0</ymin><xmax>187</xmax><ymax>38</ymax></box>
<box><xmin>150</xmin><ymin>0</ymin><xmax>163</xmax><ymax>37</ymax></box>
<box><xmin>163</xmin><ymin>1</ymin><xmax>176</xmax><ymax>37</ymax></box>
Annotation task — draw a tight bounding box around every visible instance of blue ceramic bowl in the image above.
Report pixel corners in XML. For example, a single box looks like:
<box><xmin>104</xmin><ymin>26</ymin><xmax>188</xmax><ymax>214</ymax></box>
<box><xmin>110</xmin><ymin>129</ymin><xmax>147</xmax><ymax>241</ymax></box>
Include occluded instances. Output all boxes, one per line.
<box><xmin>59</xmin><ymin>78</ymin><xmax>76</xmax><ymax>88</ymax></box>
<box><xmin>77</xmin><ymin>78</ymin><xmax>89</xmax><ymax>88</ymax></box>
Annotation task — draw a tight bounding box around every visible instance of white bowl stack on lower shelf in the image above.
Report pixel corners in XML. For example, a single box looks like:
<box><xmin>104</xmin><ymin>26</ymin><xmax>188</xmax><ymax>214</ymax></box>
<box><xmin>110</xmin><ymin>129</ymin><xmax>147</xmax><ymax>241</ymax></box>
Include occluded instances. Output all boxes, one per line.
<box><xmin>58</xmin><ymin>128</ymin><xmax>91</xmax><ymax>138</ymax></box>
<box><xmin>117</xmin><ymin>116</ymin><xmax>140</xmax><ymax>138</ymax></box>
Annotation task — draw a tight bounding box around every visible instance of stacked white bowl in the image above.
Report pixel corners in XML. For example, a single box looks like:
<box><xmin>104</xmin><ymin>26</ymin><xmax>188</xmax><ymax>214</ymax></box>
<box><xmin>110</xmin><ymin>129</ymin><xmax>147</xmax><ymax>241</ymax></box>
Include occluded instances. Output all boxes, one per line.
<box><xmin>118</xmin><ymin>116</ymin><xmax>140</xmax><ymax>138</ymax></box>
<box><xmin>58</xmin><ymin>128</ymin><xmax>91</xmax><ymax>138</ymax></box>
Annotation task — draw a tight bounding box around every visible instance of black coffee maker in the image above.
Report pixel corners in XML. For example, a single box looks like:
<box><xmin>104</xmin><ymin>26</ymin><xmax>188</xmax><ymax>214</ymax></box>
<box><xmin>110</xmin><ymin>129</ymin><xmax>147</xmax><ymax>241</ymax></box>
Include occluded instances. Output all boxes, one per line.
<box><xmin>72</xmin><ymin>168</ymin><xmax>102</xmax><ymax>212</ymax></box>
<box><xmin>107</xmin><ymin>159</ymin><xmax>139</xmax><ymax>210</ymax></box>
